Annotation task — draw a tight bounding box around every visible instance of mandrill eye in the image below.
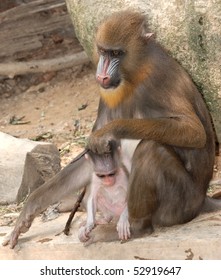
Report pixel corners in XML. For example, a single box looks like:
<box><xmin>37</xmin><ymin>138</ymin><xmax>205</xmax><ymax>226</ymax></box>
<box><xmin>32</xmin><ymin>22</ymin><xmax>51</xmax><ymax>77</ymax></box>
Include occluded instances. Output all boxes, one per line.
<box><xmin>96</xmin><ymin>174</ymin><xmax>105</xmax><ymax>178</ymax></box>
<box><xmin>111</xmin><ymin>50</ymin><xmax>124</xmax><ymax>57</ymax></box>
<box><xmin>98</xmin><ymin>47</ymin><xmax>106</xmax><ymax>56</ymax></box>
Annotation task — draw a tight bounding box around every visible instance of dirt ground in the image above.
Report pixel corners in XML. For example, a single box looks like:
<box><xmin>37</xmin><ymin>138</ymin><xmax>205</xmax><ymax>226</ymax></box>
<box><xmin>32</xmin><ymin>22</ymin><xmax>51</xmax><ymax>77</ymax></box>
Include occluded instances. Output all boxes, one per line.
<box><xmin>0</xmin><ymin>63</ymin><xmax>99</xmax><ymax>166</ymax></box>
<box><xmin>0</xmin><ymin>62</ymin><xmax>100</xmax><ymax>224</ymax></box>
<box><xmin>0</xmin><ymin>0</ymin><xmax>98</xmax><ymax>167</ymax></box>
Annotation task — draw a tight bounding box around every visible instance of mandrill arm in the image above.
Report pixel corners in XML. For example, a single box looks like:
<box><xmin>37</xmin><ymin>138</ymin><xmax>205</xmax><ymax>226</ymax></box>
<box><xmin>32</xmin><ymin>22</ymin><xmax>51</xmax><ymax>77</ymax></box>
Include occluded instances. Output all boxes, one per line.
<box><xmin>88</xmin><ymin>115</ymin><xmax>206</xmax><ymax>154</ymax></box>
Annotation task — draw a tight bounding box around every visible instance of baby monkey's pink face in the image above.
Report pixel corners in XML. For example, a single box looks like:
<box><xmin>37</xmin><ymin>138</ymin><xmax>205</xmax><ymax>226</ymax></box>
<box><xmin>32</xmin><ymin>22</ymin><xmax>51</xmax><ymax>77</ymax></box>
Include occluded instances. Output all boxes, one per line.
<box><xmin>86</xmin><ymin>141</ymin><xmax>121</xmax><ymax>187</ymax></box>
<box><xmin>96</xmin><ymin>171</ymin><xmax>117</xmax><ymax>186</ymax></box>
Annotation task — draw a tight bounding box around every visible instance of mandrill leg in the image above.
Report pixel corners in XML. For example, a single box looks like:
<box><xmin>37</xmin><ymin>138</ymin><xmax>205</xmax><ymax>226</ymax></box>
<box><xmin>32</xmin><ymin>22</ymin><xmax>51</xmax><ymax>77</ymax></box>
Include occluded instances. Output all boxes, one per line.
<box><xmin>3</xmin><ymin>153</ymin><xmax>92</xmax><ymax>249</ymax></box>
<box><xmin>128</xmin><ymin>140</ymin><xmax>204</xmax><ymax>235</ymax></box>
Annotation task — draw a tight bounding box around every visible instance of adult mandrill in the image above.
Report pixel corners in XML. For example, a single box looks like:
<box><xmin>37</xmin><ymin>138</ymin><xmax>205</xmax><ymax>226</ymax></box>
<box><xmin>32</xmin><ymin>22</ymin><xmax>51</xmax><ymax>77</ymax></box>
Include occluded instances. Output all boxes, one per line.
<box><xmin>3</xmin><ymin>10</ymin><xmax>220</xmax><ymax>248</ymax></box>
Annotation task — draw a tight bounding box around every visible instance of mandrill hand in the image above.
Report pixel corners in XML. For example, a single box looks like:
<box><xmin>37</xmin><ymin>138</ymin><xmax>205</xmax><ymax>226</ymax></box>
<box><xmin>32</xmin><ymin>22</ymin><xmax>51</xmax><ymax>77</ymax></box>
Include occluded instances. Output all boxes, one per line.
<box><xmin>87</xmin><ymin>132</ymin><xmax>116</xmax><ymax>154</ymax></box>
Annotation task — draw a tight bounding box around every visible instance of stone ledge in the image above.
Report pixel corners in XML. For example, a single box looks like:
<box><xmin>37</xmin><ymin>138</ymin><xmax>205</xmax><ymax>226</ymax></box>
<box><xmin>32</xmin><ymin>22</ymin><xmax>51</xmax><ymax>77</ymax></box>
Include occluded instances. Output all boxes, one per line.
<box><xmin>0</xmin><ymin>211</ymin><xmax>221</xmax><ymax>260</ymax></box>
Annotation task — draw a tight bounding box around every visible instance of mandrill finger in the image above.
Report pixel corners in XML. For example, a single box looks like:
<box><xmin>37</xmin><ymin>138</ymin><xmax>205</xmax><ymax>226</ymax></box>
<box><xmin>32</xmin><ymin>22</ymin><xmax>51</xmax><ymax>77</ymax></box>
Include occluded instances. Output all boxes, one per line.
<box><xmin>10</xmin><ymin>230</ymin><xmax>20</xmax><ymax>249</ymax></box>
<box><xmin>2</xmin><ymin>234</ymin><xmax>10</xmax><ymax>247</ymax></box>
<box><xmin>117</xmin><ymin>221</ymin><xmax>131</xmax><ymax>240</ymax></box>
<box><xmin>2</xmin><ymin>229</ymin><xmax>19</xmax><ymax>249</ymax></box>
<box><xmin>3</xmin><ymin>218</ymin><xmax>32</xmax><ymax>248</ymax></box>
<box><xmin>125</xmin><ymin>225</ymin><xmax>131</xmax><ymax>240</ymax></box>
<box><xmin>87</xmin><ymin>136</ymin><xmax>111</xmax><ymax>154</ymax></box>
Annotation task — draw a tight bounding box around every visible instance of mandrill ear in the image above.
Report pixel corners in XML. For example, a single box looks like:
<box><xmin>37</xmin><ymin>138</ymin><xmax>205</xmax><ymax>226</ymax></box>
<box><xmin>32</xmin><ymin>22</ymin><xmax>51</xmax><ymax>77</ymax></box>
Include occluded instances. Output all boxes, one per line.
<box><xmin>139</xmin><ymin>21</ymin><xmax>154</xmax><ymax>41</ymax></box>
<box><xmin>144</xmin><ymin>32</ymin><xmax>154</xmax><ymax>41</ymax></box>
<box><xmin>84</xmin><ymin>153</ymin><xmax>89</xmax><ymax>160</ymax></box>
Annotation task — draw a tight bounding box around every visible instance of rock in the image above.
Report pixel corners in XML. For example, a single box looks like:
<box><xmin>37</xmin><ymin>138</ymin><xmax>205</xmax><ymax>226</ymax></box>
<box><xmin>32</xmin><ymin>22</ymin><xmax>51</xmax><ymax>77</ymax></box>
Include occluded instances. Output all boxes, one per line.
<box><xmin>17</xmin><ymin>144</ymin><xmax>61</xmax><ymax>203</ymax></box>
<box><xmin>0</xmin><ymin>132</ymin><xmax>60</xmax><ymax>204</ymax></box>
<box><xmin>0</xmin><ymin>211</ymin><xmax>221</xmax><ymax>259</ymax></box>
<box><xmin>66</xmin><ymin>0</ymin><xmax>221</xmax><ymax>141</ymax></box>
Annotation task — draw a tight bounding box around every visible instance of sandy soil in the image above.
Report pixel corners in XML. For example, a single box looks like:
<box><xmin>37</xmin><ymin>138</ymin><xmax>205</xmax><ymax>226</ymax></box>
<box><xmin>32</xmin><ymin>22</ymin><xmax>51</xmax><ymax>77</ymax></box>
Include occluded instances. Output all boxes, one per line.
<box><xmin>0</xmin><ymin>63</ymin><xmax>99</xmax><ymax>166</ymax></box>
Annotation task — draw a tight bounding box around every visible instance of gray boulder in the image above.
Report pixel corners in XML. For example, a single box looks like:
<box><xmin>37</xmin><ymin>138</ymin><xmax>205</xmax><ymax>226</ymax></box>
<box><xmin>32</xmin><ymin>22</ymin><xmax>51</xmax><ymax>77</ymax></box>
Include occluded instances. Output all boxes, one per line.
<box><xmin>17</xmin><ymin>144</ymin><xmax>61</xmax><ymax>203</ymax></box>
<box><xmin>0</xmin><ymin>132</ymin><xmax>60</xmax><ymax>204</ymax></box>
